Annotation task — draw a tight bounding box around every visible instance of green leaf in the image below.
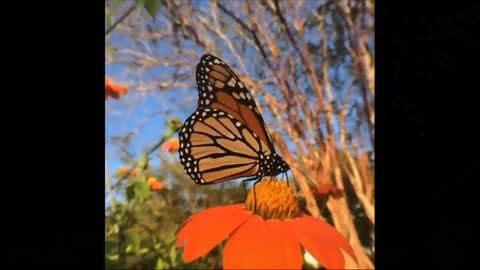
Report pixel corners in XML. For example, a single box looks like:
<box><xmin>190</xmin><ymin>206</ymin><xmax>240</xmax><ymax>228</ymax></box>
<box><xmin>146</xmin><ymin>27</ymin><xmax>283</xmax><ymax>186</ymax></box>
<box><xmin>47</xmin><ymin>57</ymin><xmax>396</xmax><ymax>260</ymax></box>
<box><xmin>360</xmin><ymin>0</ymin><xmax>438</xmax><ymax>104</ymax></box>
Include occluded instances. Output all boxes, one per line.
<box><xmin>127</xmin><ymin>233</ymin><xmax>141</xmax><ymax>254</ymax></box>
<box><xmin>143</xmin><ymin>0</ymin><xmax>160</xmax><ymax>19</ymax></box>
<box><xmin>164</xmin><ymin>231</ymin><xmax>176</xmax><ymax>245</ymax></box>
<box><xmin>106</xmin><ymin>224</ymin><xmax>119</xmax><ymax>237</ymax></box>
<box><xmin>156</xmin><ymin>258</ymin><xmax>166</xmax><ymax>269</ymax></box>
<box><xmin>140</xmin><ymin>173</ymin><xmax>147</xmax><ymax>183</ymax></box>
<box><xmin>139</xmin><ymin>247</ymin><xmax>149</xmax><ymax>254</ymax></box>
<box><xmin>138</xmin><ymin>152</ymin><xmax>149</xmax><ymax>170</ymax></box>
<box><xmin>107</xmin><ymin>254</ymin><xmax>119</xmax><ymax>261</ymax></box>
<box><xmin>169</xmin><ymin>245</ymin><xmax>177</xmax><ymax>263</ymax></box>
<box><xmin>135</xmin><ymin>181</ymin><xmax>151</xmax><ymax>203</ymax></box>
<box><xmin>126</xmin><ymin>183</ymin><xmax>136</xmax><ymax>202</ymax></box>
<box><xmin>167</xmin><ymin>117</ymin><xmax>182</xmax><ymax>133</ymax></box>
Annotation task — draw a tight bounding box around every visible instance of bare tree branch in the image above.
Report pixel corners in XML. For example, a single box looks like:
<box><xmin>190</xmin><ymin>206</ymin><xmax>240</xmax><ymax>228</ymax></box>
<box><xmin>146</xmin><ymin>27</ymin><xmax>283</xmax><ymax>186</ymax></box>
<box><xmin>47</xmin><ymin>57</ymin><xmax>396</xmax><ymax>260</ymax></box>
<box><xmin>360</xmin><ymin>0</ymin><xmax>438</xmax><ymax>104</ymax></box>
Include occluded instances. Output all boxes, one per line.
<box><xmin>105</xmin><ymin>0</ymin><xmax>140</xmax><ymax>36</ymax></box>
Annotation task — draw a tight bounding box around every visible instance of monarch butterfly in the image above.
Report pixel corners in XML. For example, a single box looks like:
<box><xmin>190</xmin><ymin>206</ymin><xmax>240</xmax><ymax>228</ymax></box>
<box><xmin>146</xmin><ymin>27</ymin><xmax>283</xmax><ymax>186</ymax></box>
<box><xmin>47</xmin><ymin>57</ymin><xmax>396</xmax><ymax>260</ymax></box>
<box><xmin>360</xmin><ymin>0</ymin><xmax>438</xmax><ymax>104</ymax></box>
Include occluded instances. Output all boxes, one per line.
<box><xmin>178</xmin><ymin>54</ymin><xmax>290</xmax><ymax>187</ymax></box>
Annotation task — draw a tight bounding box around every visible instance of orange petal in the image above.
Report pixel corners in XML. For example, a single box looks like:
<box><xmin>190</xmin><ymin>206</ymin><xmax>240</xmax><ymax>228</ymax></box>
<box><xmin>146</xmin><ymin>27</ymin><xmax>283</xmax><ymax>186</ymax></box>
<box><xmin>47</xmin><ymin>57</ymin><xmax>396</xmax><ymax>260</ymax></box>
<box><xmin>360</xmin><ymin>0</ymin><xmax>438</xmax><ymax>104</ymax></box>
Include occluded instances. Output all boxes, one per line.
<box><xmin>263</xmin><ymin>220</ymin><xmax>303</xmax><ymax>269</ymax></box>
<box><xmin>176</xmin><ymin>204</ymin><xmax>249</xmax><ymax>262</ymax></box>
<box><xmin>223</xmin><ymin>217</ymin><xmax>302</xmax><ymax>269</ymax></box>
<box><xmin>147</xmin><ymin>177</ymin><xmax>157</xmax><ymax>185</ymax></box>
<box><xmin>162</xmin><ymin>138</ymin><xmax>180</xmax><ymax>153</ymax></box>
<box><xmin>105</xmin><ymin>77</ymin><xmax>128</xmax><ymax>100</ymax></box>
<box><xmin>150</xmin><ymin>181</ymin><xmax>164</xmax><ymax>190</ymax></box>
<box><xmin>162</xmin><ymin>141</ymin><xmax>172</xmax><ymax>152</ymax></box>
<box><xmin>286</xmin><ymin>214</ymin><xmax>357</xmax><ymax>270</ymax></box>
<box><xmin>169</xmin><ymin>139</ymin><xmax>179</xmax><ymax>152</ymax></box>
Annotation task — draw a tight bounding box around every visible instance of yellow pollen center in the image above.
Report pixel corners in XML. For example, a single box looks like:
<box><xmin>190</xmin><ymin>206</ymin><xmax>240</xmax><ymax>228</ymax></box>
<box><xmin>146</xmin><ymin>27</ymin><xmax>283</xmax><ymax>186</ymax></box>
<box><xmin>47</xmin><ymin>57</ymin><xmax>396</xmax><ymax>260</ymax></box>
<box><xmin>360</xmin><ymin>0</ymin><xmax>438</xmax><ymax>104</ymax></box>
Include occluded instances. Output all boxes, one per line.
<box><xmin>245</xmin><ymin>177</ymin><xmax>299</xmax><ymax>220</ymax></box>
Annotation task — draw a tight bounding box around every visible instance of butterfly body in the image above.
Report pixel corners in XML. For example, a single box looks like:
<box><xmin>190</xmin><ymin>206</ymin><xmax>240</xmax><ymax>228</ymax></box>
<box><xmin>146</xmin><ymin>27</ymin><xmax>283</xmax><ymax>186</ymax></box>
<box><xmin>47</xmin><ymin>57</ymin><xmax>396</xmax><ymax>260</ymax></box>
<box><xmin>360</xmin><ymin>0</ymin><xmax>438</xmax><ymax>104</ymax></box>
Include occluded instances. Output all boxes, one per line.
<box><xmin>178</xmin><ymin>54</ymin><xmax>290</xmax><ymax>185</ymax></box>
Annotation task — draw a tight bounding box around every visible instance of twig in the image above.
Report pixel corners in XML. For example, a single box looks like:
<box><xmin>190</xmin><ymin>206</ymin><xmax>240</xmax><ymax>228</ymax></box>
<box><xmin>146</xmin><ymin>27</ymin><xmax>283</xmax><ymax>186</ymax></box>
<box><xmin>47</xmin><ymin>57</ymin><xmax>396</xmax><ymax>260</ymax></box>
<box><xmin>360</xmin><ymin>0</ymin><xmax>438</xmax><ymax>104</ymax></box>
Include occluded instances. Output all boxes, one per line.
<box><xmin>105</xmin><ymin>0</ymin><xmax>140</xmax><ymax>37</ymax></box>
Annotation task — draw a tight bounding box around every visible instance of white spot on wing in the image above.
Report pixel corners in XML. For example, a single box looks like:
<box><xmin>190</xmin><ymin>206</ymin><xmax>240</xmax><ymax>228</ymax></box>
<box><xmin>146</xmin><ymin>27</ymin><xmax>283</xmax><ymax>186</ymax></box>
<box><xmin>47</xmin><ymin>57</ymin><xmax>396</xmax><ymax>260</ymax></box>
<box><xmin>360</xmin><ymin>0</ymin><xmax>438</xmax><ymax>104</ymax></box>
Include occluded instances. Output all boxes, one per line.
<box><xmin>227</xmin><ymin>78</ymin><xmax>236</xmax><ymax>87</ymax></box>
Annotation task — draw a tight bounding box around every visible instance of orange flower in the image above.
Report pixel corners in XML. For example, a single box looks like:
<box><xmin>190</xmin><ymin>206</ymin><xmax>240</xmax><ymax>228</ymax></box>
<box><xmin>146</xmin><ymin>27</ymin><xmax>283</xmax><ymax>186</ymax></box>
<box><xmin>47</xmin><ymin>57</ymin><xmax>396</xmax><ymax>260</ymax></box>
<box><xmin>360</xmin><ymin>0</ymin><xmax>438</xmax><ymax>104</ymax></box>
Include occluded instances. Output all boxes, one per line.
<box><xmin>105</xmin><ymin>77</ymin><xmax>128</xmax><ymax>101</ymax></box>
<box><xmin>147</xmin><ymin>177</ymin><xmax>164</xmax><ymax>190</ymax></box>
<box><xmin>176</xmin><ymin>178</ymin><xmax>357</xmax><ymax>269</ymax></box>
<box><xmin>315</xmin><ymin>186</ymin><xmax>344</xmax><ymax>199</ymax></box>
<box><xmin>116</xmin><ymin>166</ymin><xmax>137</xmax><ymax>178</ymax></box>
<box><xmin>162</xmin><ymin>138</ymin><xmax>180</xmax><ymax>154</ymax></box>
<box><xmin>116</xmin><ymin>166</ymin><xmax>130</xmax><ymax>178</ymax></box>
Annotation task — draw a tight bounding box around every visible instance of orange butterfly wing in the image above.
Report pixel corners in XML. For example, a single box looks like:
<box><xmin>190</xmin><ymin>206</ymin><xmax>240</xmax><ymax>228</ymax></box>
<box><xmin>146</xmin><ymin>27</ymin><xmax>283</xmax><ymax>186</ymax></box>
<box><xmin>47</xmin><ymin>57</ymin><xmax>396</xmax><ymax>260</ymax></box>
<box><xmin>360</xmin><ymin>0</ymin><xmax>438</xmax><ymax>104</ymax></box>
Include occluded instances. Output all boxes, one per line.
<box><xmin>195</xmin><ymin>54</ymin><xmax>275</xmax><ymax>152</ymax></box>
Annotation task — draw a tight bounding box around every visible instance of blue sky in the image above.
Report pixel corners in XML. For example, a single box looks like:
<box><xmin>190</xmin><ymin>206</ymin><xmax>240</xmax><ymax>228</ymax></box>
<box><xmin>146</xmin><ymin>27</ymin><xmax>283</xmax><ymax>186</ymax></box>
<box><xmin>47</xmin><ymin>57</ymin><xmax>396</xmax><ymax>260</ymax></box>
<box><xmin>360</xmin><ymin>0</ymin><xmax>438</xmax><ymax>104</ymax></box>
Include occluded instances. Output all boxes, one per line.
<box><xmin>105</xmin><ymin>2</ymin><xmax>374</xmax><ymax>206</ymax></box>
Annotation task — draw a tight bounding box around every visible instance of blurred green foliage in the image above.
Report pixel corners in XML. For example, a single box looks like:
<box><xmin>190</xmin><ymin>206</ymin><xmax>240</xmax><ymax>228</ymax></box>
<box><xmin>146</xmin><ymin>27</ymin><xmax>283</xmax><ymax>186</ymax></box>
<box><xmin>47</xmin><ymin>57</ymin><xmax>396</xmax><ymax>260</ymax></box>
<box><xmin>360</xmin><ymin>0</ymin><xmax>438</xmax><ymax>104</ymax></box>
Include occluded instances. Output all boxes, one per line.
<box><xmin>105</xmin><ymin>148</ymin><xmax>246</xmax><ymax>269</ymax></box>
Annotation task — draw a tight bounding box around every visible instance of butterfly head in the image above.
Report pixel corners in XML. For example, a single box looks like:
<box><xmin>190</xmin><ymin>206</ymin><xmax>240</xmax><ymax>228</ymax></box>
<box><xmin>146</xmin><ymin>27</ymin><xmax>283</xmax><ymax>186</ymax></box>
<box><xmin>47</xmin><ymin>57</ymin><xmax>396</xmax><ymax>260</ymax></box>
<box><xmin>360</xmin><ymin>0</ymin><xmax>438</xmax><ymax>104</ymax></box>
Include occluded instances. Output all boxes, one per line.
<box><xmin>260</xmin><ymin>153</ymin><xmax>290</xmax><ymax>177</ymax></box>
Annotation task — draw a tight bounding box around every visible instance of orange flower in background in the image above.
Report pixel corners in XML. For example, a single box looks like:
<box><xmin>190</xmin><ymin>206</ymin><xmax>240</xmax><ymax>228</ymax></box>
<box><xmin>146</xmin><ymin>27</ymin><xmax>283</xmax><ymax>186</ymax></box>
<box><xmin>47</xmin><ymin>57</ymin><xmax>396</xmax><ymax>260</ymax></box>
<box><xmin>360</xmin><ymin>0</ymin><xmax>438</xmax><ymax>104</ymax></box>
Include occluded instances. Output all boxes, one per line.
<box><xmin>176</xmin><ymin>178</ymin><xmax>357</xmax><ymax>269</ymax></box>
<box><xmin>105</xmin><ymin>77</ymin><xmax>128</xmax><ymax>101</ymax></box>
<box><xmin>162</xmin><ymin>138</ymin><xmax>180</xmax><ymax>154</ymax></box>
<box><xmin>147</xmin><ymin>177</ymin><xmax>164</xmax><ymax>190</ymax></box>
<box><xmin>116</xmin><ymin>166</ymin><xmax>137</xmax><ymax>178</ymax></box>
<box><xmin>315</xmin><ymin>186</ymin><xmax>344</xmax><ymax>200</ymax></box>
<box><xmin>116</xmin><ymin>166</ymin><xmax>130</xmax><ymax>178</ymax></box>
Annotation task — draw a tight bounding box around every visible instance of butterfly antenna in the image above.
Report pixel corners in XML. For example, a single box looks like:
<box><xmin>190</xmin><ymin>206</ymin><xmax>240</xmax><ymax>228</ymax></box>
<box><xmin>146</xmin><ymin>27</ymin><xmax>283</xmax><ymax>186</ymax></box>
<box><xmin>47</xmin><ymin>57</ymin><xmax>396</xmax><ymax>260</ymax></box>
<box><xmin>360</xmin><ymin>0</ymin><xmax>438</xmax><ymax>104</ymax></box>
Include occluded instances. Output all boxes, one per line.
<box><xmin>287</xmin><ymin>163</ymin><xmax>318</xmax><ymax>192</ymax></box>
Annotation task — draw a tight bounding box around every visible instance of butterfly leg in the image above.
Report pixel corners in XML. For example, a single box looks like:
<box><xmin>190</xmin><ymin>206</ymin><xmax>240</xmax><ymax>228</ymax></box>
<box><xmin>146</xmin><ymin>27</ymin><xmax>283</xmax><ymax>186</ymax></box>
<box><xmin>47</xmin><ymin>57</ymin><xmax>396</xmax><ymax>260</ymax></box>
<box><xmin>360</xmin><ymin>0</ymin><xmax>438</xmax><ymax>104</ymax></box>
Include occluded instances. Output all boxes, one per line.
<box><xmin>252</xmin><ymin>178</ymin><xmax>264</xmax><ymax>214</ymax></box>
<box><xmin>241</xmin><ymin>177</ymin><xmax>261</xmax><ymax>212</ymax></box>
<box><xmin>241</xmin><ymin>180</ymin><xmax>249</xmax><ymax>198</ymax></box>
<box><xmin>242</xmin><ymin>177</ymin><xmax>260</xmax><ymax>197</ymax></box>
<box><xmin>284</xmin><ymin>172</ymin><xmax>290</xmax><ymax>187</ymax></box>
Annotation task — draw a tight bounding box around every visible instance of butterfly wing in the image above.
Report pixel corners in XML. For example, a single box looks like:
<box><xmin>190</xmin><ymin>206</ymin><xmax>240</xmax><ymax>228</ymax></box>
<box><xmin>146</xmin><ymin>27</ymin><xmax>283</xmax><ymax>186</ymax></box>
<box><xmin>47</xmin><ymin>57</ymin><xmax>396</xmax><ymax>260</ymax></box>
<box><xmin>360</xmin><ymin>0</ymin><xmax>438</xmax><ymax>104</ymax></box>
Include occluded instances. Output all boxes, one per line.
<box><xmin>178</xmin><ymin>107</ymin><xmax>271</xmax><ymax>185</ymax></box>
<box><xmin>195</xmin><ymin>54</ymin><xmax>276</xmax><ymax>152</ymax></box>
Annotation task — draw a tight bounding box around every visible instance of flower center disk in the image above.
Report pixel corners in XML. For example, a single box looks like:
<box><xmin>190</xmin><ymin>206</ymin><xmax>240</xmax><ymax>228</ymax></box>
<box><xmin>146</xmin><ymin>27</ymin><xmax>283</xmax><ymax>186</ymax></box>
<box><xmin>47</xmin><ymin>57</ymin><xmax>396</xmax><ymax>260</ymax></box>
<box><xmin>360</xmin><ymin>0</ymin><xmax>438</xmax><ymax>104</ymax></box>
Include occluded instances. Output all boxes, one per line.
<box><xmin>245</xmin><ymin>177</ymin><xmax>299</xmax><ymax>220</ymax></box>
